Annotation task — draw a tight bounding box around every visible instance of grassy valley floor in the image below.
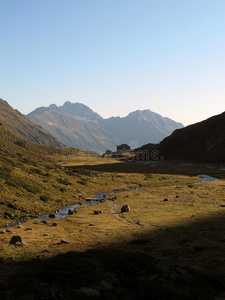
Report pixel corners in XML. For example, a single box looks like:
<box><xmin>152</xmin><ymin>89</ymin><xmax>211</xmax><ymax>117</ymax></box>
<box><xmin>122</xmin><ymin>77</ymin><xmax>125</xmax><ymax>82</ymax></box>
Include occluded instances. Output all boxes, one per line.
<box><xmin>1</xmin><ymin>158</ymin><xmax>225</xmax><ymax>299</ymax></box>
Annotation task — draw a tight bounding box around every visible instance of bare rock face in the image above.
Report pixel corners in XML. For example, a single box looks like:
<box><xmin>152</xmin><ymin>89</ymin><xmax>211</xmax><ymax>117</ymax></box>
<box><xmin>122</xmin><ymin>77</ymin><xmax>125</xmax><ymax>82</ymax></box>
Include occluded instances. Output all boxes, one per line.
<box><xmin>9</xmin><ymin>235</ymin><xmax>26</xmax><ymax>246</ymax></box>
<box><xmin>121</xmin><ymin>205</ymin><xmax>130</xmax><ymax>213</ymax></box>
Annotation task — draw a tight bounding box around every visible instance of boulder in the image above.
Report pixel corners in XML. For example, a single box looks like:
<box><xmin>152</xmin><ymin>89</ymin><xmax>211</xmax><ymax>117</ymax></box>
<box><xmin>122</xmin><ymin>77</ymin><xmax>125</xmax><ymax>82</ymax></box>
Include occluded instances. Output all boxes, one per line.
<box><xmin>60</xmin><ymin>239</ymin><xmax>70</xmax><ymax>244</ymax></box>
<box><xmin>121</xmin><ymin>205</ymin><xmax>130</xmax><ymax>213</ymax></box>
<box><xmin>9</xmin><ymin>235</ymin><xmax>26</xmax><ymax>246</ymax></box>
<box><xmin>49</xmin><ymin>213</ymin><xmax>56</xmax><ymax>218</ymax></box>
<box><xmin>163</xmin><ymin>198</ymin><xmax>169</xmax><ymax>202</ymax></box>
<box><xmin>94</xmin><ymin>210</ymin><xmax>102</xmax><ymax>214</ymax></box>
<box><xmin>68</xmin><ymin>208</ymin><xmax>77</xmax><ymax>215</ymax></box>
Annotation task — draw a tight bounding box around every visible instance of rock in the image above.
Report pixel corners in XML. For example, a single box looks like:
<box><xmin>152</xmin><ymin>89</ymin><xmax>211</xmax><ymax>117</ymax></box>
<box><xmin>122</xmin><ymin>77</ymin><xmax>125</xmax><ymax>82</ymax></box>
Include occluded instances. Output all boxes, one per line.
<box><xmin>42</xmin><ymin>220</ymin><xmax>52</xmax><ymax>225</ymax></box>
<box><xmin>43</xmin><ymin>233</ymin><xmax>50</xmax><ymax>236</ymax></box>
<box><xmin>163</xmin><ymin>198</ymin><xmax>169</xmax><ymax>202</ymax></box>
<box><xmin>112</xmin><ymin>196</ymin><xmax>118</xmax><ymax>201</ymax></box>
<box><xmin>52</xmin><ymin>223</ymin><xmax>58</xmax><ymax>227</ymax></box>
<box><xmin>0</xmin><ymin>230</ymin><xmax>5</xmax><ymax>234</ymax></box>
<box><xmin>60</xmin><ymin>239</ymin><xmax>70</xmax><ymax>244</ymax></box>
<box><xmin>221</xmin><ymin>204</ymin><xmax>225</xmax><ymax>207</ymax></box>
<box><xmin>49</xmin><ymin>213</ymin><xmax>56</xmax><ymax>218</ymax></box>
<box><xmin>121</xmin><ymin>205</ymin><xmax>130</xmax><ymax>213</ymax></box>
<box><xmin>9</xmin><ymin>235</ymin><xmax>26</xmax><ymax>246</ymax></box>
<box><xmin>176</xmin><ymin>195</ymin><xmax>179</xmax><ymax>198</ymax></box>
<box><xmin>25</xmin><ymin>227</ymin><xmax>32</xmax><ymax>231</ymax></box>
<box><xmin>68</xmin><ymin>208</ymin><xmax>77</xmax><ymax>215</ymax></box>
<box><xmin>34</xmin><ymin>220</ymin><xmax>43</xmax><ymax>225</ymax></box>
<box><xmin>94</xmin><ymin>210</ymin><xmax>102</xmax><ymax>214</ymax></box>
<box><xmin>6</xmin><ymin>229</ymin><xmax>13</xmax><ymax>233</ymax></box>
<box><xmin>17</xmin><ymin>225</ymin><xmax>24</xmax><ymax>228</ymax></box>
<box><xmin>89</xmin><ymin>224</ymin><xmax>95</xmax><ymax>226</ymax></box>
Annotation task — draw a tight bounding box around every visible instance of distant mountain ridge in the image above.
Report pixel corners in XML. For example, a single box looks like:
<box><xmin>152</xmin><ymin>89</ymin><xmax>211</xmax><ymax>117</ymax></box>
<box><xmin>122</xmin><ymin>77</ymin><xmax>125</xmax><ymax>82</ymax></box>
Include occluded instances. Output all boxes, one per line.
<box><xmin>30</xmin><ymin>101</ymin><xmax>102</xmax><ymax>122</ymax></box>
<box><xmin>0</xmin><ymin>98</ymin><xmax>64</xmax><ymax>148</ymax></box>
<box><xmin>27</xmin><ymin>101</ymin><xmax>183</xmax><ymax>152</ymax></box>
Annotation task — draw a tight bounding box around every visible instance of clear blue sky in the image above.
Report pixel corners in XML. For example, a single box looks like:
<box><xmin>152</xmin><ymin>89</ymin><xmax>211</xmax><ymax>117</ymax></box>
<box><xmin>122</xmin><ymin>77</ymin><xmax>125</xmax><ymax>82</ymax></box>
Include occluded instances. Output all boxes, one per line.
<box><xmin>1</xmin><ymin>0</ymin><xmax>224</xmax><ymax>125</ymax></box>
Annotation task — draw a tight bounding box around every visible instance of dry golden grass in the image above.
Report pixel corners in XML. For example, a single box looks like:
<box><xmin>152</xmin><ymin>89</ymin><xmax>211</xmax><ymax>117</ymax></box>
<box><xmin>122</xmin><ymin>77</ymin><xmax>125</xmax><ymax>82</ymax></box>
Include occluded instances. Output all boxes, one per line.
<box><xmin>1</xmin><ymin>158</ymin><xmax>225</xmax><ymax>299</ymax></box>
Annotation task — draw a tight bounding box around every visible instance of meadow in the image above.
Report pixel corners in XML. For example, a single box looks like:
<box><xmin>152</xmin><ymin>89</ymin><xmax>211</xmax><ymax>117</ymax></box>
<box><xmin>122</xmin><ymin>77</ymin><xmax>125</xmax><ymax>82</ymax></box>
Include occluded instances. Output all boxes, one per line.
<box><xmin>1</xmin><ymin>155</ymin><xmax>225</xmax><ymax>299</ymax></box>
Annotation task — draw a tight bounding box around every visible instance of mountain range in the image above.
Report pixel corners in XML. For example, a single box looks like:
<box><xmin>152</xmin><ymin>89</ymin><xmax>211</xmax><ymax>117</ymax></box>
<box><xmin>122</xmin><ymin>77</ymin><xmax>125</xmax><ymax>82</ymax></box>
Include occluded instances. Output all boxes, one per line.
<box><xmin>27</xmin><ymin>101</ymin><xmax>184</xmax><ymax>152</ymax></box>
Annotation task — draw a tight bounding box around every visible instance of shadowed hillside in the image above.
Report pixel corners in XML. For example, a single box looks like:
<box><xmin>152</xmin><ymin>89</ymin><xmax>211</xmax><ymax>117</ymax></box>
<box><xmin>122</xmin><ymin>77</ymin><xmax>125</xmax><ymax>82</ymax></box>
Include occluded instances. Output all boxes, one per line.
<box><xmin>137</xmin><ymin>112</ymin><xmax>225</xmax><ymax>163</ymax></box>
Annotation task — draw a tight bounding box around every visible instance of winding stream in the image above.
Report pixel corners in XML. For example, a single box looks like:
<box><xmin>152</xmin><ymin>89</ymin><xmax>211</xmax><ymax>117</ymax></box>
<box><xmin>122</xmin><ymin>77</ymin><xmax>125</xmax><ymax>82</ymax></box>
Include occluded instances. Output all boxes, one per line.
<box><xmin>1</xmin><ymin>175</ymin><xmax>219</xmax><ymax>228</ymax></box>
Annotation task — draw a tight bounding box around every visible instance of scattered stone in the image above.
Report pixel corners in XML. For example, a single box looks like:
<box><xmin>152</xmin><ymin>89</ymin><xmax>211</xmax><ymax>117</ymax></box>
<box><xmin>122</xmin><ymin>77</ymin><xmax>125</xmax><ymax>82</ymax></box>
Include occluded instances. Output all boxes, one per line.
<box><xmin>221</xmin><ymin>204</ymin><xmax>225</xmax><ymax>207</ymax></box>
<box><xmin>9</xmin><ymin>235</ymin><xmax>26</xmax><ymax>246</ymax></box>
<box><xmin>68</xmin><ymin>208</ymin><xmax>77</xmax><ymax>215</ymax></box>
<box><xmin>6</xmin><ymin>229</ymin><xmax>13</xmax><ymax>233</ymax></box>
<box><xmin>52</xmin><ymin>223</ymin><xmax>58</xmax><ymax>227</ymax></box>
<box><xmin>0</xmin><ymin>230</ymin><xmax>5</xmax><ymax>234</ymax></box>
<box><xmin>94</xmin><ymin>210</ymin><xmax>102</xmax><ymax>214</ymax></box>
<box><xmin>43</xmin><ymin>220</ymin><xmax>52</xmax><ymax>225</ymax></box>
<box><xmin>112</xmin><ymin>196</ymin><xmax>118</xmax><ymax>201</ymax></box>
<box><xmin>163</xmin><ymin>198</ymin><xmax>169</xmax><ymax>202</ymax></box>
<box><xmin>5</xmin><ymin>224</ymin><xmax>8</xmax><ymax>227</ymax></box>
<box><xmin>25</xmin><ymin>227</ymin><xmax>32</xmax><ymax>231</ymax></box>
<box><xmin>43</xmin><ymin>233</ymin><xmax>50</xmax><ymax>236</ymax></box>
<box><xmin>49</xmin><ymin>213</ymin><xmax>56</xmax><ymax>218</ymax></box>
<box><xmin>34</xmin><ymin>220</ymin><xmax>43</xmax><ymax>225</ymax></box>
<box><xmin>60</xmin><ymin>239</ymin><xmax>70</xmax><ymax>244</ymax></box>
<box><xmin>89</xmin><ymin>224</ymin><xmax>95</xmax><ymax>226</ymax></box>
<box><xmin>176</xmin><ymin>195</ymin><xmax>179</xmax><ymax>198</ymax></box>
<box><xmin>17</xmin><ymin>225</ymin><xmax>24</xmax><ymax>229</ymax></box>
<box><xmin>121</xmin><ymin>205</ymin><xmax>130</xmax><ymax>213</ymax></box>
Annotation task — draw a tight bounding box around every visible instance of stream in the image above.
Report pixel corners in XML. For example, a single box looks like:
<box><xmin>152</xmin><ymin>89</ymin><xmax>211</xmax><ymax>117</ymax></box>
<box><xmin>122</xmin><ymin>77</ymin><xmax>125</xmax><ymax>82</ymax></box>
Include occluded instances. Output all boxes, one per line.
<box><xmin>1</xmin><ymin>175</ymin><xmax>219</xmax><ymax>228</ymax></box>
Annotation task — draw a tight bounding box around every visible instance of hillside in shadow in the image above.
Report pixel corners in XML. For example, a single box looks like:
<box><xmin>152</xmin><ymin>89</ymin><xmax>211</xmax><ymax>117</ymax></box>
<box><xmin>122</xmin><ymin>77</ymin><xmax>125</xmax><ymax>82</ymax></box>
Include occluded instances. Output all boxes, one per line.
<box><xmin>1</xmin><ymin>210</ymin><xmax>225</xmax><ymax>299</ymax></box>
<box><xmin>138</xmin><ymin>111</ymin><xmax>225</xmax><ymax>164</ymax></box>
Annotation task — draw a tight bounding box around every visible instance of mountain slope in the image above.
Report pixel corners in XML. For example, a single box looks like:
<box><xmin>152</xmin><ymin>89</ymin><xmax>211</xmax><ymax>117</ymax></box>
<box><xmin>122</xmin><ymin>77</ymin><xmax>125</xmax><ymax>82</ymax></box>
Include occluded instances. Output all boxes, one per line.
<box><xmin>139</xmin><ymin>112</ymin><xmax>225</xmax><ymax>163</ymax></box>
<box><xmin>0</xmin><ymin>98</ymin><xmax>64</xmax><ymax>148</ymax></box>
<box><xmin>100</xmin><ymin>109</ymin><xmax>183</xmax><ymax>148</ymax></box>
<box><xmin>27</xmin><ymin>109</ymin><xmax>120</xmax><ymax>152</ymax></box>
<box><xmin>28</xmin><ymin>102</ymin><xmax>183</xmax><ymax>151</ymax></box>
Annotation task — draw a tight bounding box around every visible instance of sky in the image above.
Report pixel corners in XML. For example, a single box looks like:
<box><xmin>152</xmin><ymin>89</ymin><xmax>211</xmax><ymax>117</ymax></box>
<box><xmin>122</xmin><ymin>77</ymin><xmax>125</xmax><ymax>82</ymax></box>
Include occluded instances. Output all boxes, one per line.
<box><xmin>0</xmin><ymin>0</ymin><xmax>224</xmax><ymax>126</ymax></box>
